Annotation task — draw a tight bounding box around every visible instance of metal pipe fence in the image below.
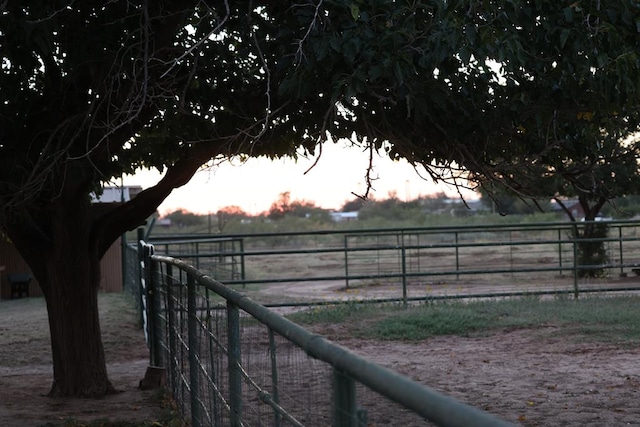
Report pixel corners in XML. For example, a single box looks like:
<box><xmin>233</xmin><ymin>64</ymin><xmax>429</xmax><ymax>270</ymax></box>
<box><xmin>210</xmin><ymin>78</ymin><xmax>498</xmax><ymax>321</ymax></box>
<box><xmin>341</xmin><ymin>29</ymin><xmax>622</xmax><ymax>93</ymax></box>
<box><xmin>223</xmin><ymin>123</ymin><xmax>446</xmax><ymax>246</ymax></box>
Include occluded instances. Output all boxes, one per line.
<box><xmin>149</xmin><ymin>221</ymin><xmax>640</xmax><ymax>304</ymax></box>
<box><xmin>138</xmin><ymin>241</ymin><xmax>517</xmax><ymax>427</ymax></box>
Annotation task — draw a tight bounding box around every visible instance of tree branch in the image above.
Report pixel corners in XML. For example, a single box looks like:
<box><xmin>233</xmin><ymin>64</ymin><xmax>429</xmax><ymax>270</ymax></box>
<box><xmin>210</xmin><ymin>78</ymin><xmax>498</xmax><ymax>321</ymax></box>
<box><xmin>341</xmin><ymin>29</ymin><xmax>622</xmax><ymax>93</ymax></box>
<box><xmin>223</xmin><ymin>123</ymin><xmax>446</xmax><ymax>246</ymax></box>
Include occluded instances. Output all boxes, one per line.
<box><xmin>93</xmin><ymin>142</ymin><xmax>224</xmax><ymax>256</ymax></box>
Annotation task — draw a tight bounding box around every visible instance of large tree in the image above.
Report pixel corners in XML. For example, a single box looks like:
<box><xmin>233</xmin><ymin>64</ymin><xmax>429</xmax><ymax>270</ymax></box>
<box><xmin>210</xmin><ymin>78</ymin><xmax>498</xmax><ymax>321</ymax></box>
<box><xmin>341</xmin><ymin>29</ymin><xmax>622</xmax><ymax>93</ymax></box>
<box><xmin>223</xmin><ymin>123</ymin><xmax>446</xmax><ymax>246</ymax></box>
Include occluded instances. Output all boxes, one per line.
<box><xmin>472</xmin><ymin>9</ymin><xmax>640</xmax><ymax>220</ymax></box>
<box><xmin>1</xmin><ymin>1</ymin><xmax>639</xmax><ymax>397</ymax></box>
<box><xmin>461</xmin><ymin>2</ymin><xmax>640</xmax><ymax>275</ymax></box>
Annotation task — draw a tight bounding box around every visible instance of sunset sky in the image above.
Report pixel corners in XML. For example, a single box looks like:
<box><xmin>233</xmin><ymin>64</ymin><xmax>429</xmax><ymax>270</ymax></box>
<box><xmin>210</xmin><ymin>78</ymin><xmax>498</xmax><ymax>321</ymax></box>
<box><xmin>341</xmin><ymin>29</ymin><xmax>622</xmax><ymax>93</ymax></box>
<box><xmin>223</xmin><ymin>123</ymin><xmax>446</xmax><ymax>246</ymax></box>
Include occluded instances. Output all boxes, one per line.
<box><xmin>124</xmin><ymin>141</ymin><xmax>477</xmax><ymax>215</ymax></box>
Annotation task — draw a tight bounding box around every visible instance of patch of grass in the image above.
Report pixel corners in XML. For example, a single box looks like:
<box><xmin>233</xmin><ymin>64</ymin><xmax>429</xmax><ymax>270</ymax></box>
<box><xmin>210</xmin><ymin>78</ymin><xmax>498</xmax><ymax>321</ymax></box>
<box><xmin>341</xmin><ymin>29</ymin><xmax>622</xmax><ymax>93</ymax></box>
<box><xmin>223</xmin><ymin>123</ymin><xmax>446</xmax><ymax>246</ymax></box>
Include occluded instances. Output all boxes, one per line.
<box><xmin>289</xmin><ymin>300</ymin><xmax>400</xmax><ymax>324</ymax></box>
<box><xmin>291</xmin><ymin>296</ymin><xmax>640</xmax><ymax>344</ymax></box>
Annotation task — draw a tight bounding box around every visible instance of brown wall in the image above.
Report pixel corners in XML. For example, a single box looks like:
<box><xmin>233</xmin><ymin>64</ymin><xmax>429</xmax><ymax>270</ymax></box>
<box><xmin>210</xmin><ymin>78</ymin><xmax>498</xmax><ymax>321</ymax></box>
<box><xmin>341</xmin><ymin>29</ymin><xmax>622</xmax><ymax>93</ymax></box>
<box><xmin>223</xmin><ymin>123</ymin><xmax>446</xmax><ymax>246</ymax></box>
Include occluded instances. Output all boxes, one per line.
<box><xmin>0</xmin><ymin>239</ymin><xmax>123</xmax><ymax>299</ymax></box>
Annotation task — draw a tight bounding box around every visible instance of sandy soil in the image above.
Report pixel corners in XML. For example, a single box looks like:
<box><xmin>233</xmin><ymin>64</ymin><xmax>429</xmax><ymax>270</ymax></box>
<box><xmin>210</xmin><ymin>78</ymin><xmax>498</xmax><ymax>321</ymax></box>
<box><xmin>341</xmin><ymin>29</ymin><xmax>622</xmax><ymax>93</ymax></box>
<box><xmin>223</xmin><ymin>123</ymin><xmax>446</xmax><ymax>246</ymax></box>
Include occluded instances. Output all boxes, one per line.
<box><xmin>2</xmin><ymin>285</ymin><xmax>640</xmax><ymax>426</ymax></box>
<box><xmin>315</xmin><ymin>325</ymin><xmax>640</xmax><ymax>426</ymax></box>
<box><xmin>254</xmin><ymin>279</ymin><xmax>640</xmax><ymax>426</ymax></box>
<box><xmin>0</xmin><ymin>294</ymin><xmax>166</xmax><ymax>427</ymax></box>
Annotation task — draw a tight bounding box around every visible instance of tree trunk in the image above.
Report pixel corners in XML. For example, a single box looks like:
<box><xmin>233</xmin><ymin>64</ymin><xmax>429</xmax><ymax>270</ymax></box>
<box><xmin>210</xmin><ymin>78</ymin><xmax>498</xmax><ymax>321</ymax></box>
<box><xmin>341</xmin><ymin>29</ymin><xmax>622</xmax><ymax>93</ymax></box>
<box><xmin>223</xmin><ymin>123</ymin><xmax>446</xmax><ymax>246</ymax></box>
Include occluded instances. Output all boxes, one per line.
<box><xmin>42</xmin><ymin>257</ymin><xmax>116</xmax><ymax>397</ymax></box>
<box><xmin>41</xmin><ymin>200</ymin><xmax>116</xmax><ymax>397</ymax></box>
<box><xmin>3</xmin><ymin>151</ymin><xmax>206</xmax><ymax>398</ymax></box>
<box><xmin>8</xmin><ymin>195</ymin><xmax>117</xmax><ymax>397</ymax></box>
<box><xmin>574</xmin><ymin>196</ymin><xmax>609</xmax><ymax>278</ymax></box>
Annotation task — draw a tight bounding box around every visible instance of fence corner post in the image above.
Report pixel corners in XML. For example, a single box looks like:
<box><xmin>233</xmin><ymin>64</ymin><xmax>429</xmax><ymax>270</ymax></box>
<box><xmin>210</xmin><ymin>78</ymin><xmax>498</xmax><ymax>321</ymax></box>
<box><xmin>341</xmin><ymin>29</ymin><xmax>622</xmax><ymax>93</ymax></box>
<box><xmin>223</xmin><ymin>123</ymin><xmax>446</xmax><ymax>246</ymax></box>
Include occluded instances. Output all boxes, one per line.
<box><xmin>141</xmin><ymin>241</ymin><xmax>160</xmax><ymax>365</ymax></box>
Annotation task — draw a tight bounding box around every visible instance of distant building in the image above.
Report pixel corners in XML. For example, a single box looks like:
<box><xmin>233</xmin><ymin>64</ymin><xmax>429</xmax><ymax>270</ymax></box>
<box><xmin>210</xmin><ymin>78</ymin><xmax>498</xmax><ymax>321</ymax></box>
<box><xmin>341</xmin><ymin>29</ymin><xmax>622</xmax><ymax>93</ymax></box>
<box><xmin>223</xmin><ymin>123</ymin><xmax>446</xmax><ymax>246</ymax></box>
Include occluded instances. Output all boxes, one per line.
<box><xmin>424</xmin><ymin>197</ymin><xmax>485</xmax><ymax>216</ymax></box>
<box><xmin>330</xmin><ymin>211</ymin><xmax>359</xmax><ymax>222</ymax></box>
<box><xmin>155</xmin><ymin>218</ymin><xmax>172</xmax><ymax>227</ymax></box>
<box><xmin>550</xmin><ymin>199</ymin><xmax>585</xmax><ymax>219</ymax></box>
<box><xmin>91</xmin><ymin>186</ymin><xmax>143</xmax><ymax>203</ymax></box>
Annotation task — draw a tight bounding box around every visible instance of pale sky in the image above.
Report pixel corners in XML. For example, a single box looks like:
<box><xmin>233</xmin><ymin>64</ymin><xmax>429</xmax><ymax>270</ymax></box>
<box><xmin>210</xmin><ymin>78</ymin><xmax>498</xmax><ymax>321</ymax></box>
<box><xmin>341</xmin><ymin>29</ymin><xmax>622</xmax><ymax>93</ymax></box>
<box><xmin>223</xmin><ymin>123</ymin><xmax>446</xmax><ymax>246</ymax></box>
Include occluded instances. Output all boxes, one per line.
<box><xmin>123</xmin><ymin>141</ymin><xmax>477</xmax><ymax>215</ymax></box>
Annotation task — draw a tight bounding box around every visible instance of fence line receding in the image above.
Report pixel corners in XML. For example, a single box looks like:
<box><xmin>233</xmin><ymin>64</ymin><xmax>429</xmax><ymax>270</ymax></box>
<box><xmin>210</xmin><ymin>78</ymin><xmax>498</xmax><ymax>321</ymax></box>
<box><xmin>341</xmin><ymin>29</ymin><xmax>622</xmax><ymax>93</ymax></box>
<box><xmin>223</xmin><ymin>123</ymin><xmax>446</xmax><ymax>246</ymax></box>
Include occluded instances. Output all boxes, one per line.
<box><xmin>137</xmin><ymin>241</ymin><xmax>517</xmax><ymax>427</ymax></box>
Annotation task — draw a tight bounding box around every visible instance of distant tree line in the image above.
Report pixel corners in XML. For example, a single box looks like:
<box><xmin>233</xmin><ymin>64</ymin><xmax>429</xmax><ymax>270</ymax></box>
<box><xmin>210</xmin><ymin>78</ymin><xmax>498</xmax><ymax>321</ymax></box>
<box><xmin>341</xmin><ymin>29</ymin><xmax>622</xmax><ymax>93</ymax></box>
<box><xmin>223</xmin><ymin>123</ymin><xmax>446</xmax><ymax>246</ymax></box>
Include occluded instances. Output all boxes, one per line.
<box><xmin>161</xmin><ymin>191</ymin><xmax>640</xmax><ymax>231</ymax></box>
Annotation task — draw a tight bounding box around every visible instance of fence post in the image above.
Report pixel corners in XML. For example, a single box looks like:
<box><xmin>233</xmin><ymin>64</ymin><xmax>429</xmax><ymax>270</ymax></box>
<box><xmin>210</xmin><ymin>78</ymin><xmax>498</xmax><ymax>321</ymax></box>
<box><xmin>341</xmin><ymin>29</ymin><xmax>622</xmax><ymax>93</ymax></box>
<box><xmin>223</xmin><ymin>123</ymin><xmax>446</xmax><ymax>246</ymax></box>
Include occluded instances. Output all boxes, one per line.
<box><xmin>165</xmin><ymin>264</ymin><xmax>177</xmax><ymax>393</ymax></box>
<box><xmin>509</xmin><ymin>230</ymin><xmax>514</xmax><ymax>277</ymax></box>
<box><xmin>401</xmin><ymin>247</ymin><xmax>408</xmax><ymax>308</ymax></box>
<box><xmin>148</xmin><ymin>256</ymin><xmax>162</xmax><ymax>367</ymax></box>
<box><xmin>572</xmin><ymin>239</ymin><xmax>579</xmax><ymax>299</ymax></box>
<box><xmin>268</xmin><ymin>328</ymin><xmax>281</xmax><ymax>427</ymax></box>
<box><xmin>558</xmin><ymin>229</ymin><xmax>563</xmax><ymax>276</ymax></box>
<box><xmin>195</xmin><ymin>242</ymin><xmax>200</xmax><ymax>269</ymax></box>
<box><xmin>618</xmin><ymin>226</ymin><xmax>624</xmax><ymax>276</ymax></box>
<box><xmin>344</xmin><ymin>235</ymin><xmax>350</xmax><ymax>289</ymax></box>
<box><xmin>141</xmin><ymin>239</ymin><xmax>157</xmax><ymax>364</ymax></box>
<box><xmin>187</xmin><ymin>273</ymin><xmax>202</xmax><ymax>427</ymax></box>
<box><xmin>333</xmin><ymin>368</ymin><xmax>357</xmax><ymax>427</ymax></box>
<box><xmin>227</xmin><ymin>301</ymin><xmax>243</xmax><ymax>426</ymax></box>
<box><xmin>136</xmin><ymin>228</ymin><xmax>146</xmax><ymax>330</ymax></box>
<box><xmin>240</xmin><ymin>238</ymin><xmax>246</xmax><ymax>288</ymax></box>
<box><xmin>455</xmin><ymin>231</ymin><xmax>460</xmax><ymax>280</ymax></box>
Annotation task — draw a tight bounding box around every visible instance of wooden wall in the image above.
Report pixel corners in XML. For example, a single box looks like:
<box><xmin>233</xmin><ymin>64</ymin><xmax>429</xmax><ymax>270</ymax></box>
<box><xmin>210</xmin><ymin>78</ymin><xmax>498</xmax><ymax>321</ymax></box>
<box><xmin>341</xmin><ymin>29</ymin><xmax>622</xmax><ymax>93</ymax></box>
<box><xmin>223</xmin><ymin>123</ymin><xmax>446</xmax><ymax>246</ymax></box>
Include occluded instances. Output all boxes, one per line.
<box><xmin>0</xmin><ymin>239</ymin><xmax>123</xmax><ymax>299</ymax></box>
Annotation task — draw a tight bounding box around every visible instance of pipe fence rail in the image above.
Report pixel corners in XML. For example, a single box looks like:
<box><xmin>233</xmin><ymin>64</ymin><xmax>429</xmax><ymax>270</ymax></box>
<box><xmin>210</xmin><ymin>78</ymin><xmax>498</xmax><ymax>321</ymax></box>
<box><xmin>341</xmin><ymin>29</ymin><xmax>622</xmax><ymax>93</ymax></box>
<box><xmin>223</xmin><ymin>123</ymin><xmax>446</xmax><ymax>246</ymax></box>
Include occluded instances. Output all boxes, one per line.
<box><xmin>138</xmin><ymin>240</ymin><xmax>517</xmax><ymax>427</ymax></box>
<box><xmin>148</xmin><ymin>221</ymin><xmax>640</xmax><ymax>304</ymax></box>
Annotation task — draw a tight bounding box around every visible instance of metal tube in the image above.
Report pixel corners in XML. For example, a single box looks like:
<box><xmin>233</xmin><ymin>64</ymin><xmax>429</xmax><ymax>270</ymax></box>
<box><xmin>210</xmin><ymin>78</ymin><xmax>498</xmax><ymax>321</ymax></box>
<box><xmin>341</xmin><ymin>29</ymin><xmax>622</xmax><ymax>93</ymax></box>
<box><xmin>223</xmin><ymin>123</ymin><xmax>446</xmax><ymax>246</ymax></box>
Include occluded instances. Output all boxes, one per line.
<box><xmin>333</xmin><ymin>368</ymin><xmax>357</xmax><ymax>427</ymax></box>
<box><xmin>268</xmin><ymin>328</ymin><xmax>281</xmax><ymax>427</ymax></box>
<box><xmin>205</xmin><ymin>289</ymin><xmax>222</xmax><ymax>425</ymax></box>
<box><xmin>166</xmin><ymin>264</ymin><xmax>178</xmax><ymax>398</ymax></box>
<box><xmin>401</xmin><ymin>247</ymin><xmax>407</xmax><ymax>308</ymax></box>
<box><xmin>344</xmin><ymin>235</ymin><xmax>350</xmax><ymax>289</ymax></box>
<box><xmin>573</xmin><ymin>240</ymin><xmax>579</xmax><ymax>299</ymax></box>
<box><xmin>187</xmin><ymin>273</ymin><xmax>202</xmax><ymax>426</ymax></box>
<box><xmin>455</xmin><ymin>232</ymin><xmax>459</xmax><ymax>280</ymax></box>
<box><xmin>240</xmin><ymin>238</ymin><xmax>246</xmax><ymax>288</ymax></box>
<box><xmin>149</xmin><ymin>257</ymin><xmax>161</xmax><ymax>366</ymax></box>
<box><xmin>558</xmin><ymin>229</ymin><xmax>563</xmax><ymax>276</ymax></box>
<box><xmin>142</xmin><ymin>241</ymin><xmax>156</xmax><ymax>364</ymax></box>
<box><xmin>227</xmin><ymin>301</ymin><xmax>242</xmax><ymax>426</ymax></box>
<box><xmin>619</xmin><ymin>226</ymin><xmax>624</xmax><ymax>276</ymax></box>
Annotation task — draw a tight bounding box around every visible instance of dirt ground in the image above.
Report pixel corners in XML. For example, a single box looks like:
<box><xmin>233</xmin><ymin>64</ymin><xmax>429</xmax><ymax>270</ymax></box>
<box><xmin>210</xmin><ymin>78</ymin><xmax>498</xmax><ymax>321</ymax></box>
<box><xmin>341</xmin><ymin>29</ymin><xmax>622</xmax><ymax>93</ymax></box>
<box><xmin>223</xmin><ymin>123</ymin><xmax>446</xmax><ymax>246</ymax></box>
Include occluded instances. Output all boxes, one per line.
<box><xmin>2</xmin><ymin>283</ymin><xmax>640</xmax><ymax>426</ymax></box>
<box><xmin>0</xmin><ymin>294</ymin><xmax>166</xmax><ymax>427</ymax></box>
<box><xmin>256</xmin><ymin>278</ymin><xmax>640</xmax><ymax>426</ymax></box>
<box><xmin>315</xmin><ymin>326</ymin><xmax>640</xmax><ymax>426</ymax></box>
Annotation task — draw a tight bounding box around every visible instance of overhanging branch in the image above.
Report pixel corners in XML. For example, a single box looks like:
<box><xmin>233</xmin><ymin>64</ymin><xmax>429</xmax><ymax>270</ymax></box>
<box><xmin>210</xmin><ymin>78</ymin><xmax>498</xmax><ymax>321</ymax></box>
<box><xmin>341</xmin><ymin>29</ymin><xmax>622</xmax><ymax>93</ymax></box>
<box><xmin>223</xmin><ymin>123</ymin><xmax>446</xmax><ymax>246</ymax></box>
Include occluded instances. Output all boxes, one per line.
<box><xmin>93</xmin><ymin>142</ymin><xmax>224</xmax><ymax>256</ymax></box>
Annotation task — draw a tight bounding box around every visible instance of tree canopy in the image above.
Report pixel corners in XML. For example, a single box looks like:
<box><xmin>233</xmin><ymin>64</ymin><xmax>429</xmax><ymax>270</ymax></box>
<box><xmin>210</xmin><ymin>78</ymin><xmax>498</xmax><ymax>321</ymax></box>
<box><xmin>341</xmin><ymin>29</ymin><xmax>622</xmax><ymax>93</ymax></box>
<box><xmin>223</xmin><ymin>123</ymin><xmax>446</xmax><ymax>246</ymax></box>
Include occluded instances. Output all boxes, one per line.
<box><xmin>2</xmin><ymin>1</ymin><xmax>640</xmax><ymax>232</ymax></box>
<box><xmin>1</xmin><ymin>0</ymin><xmax>640</xmax><ymax>397</ymax></box>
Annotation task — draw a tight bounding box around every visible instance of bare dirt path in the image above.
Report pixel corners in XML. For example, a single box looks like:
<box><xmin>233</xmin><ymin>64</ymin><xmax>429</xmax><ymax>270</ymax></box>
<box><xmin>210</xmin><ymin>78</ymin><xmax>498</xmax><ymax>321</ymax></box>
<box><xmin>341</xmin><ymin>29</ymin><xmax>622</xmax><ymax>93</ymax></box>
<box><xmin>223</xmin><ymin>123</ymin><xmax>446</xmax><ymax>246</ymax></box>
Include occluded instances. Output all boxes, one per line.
<box><xmin>249</xmin><ymin>274</ymin><xmax>640</xmax><ymax>305</ymax></box>
<box><xmin>0</xmin><ymin>294</ymin><xmax>165</xmax><ymax>427</ymax></box>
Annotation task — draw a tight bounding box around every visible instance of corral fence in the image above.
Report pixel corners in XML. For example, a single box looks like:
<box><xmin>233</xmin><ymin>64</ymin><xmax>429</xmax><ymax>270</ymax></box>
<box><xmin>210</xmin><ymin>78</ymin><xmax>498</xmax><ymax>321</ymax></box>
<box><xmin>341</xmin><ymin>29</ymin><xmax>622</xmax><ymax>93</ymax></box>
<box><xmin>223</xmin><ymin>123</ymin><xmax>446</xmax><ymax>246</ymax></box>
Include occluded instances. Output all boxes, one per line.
<box><xmin>136</xmin><ymin>240</ymin><xmax>517</xmax><ymax>427</ymax></box>
<box><xmin>147</xmin><ymin>220</ymin><xmax>640</xmax><ymax>304</ymax></box>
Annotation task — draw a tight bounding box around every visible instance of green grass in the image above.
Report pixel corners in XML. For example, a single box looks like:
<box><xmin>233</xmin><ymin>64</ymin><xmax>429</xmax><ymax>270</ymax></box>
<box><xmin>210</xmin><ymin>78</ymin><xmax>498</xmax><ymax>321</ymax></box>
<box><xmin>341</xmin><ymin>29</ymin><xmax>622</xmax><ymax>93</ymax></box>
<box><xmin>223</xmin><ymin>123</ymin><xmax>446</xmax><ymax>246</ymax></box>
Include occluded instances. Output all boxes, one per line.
<box><xmin>288</xmin><ymin>295</ymin><xmax>640</xmax><ymax>344</ymax></box>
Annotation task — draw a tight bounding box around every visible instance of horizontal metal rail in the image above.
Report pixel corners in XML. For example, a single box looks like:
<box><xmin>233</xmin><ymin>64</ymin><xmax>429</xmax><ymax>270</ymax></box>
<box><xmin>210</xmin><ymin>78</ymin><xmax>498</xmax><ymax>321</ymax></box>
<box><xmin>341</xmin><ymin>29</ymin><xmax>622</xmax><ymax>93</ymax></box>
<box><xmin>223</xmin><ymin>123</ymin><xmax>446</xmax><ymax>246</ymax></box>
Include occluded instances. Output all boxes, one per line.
<box><xmin>148</xmin><ymin>220</ymin><xmax>640</xmax><ymax>303</ymax></box>
<box><xmin>150</xmin><ymin>219</ymin><xmax>640</xmax><ymax>240</ymax></box>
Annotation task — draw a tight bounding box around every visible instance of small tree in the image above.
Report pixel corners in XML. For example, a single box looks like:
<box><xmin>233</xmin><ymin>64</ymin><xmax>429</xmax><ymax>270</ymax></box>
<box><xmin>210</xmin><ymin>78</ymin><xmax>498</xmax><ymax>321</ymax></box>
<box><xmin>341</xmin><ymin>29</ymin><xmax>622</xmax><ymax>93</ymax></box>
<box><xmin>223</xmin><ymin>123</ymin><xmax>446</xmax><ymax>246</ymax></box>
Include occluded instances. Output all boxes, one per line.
<box><xmin>341</xmin><ymin>197</ymin><xmax>366</xmax><ymax>212</ymax></box>
<box><xmin>216</xmin><ymin>206</ymin><xmax>248</xmax><ymax>233</ymax></box>
<box><xmin>267</xmin><ymin>191</ymin><xmax>323</xmax><ymax>220</ymax></box>
<box><xmin>267</xmin><ymin>192</ymin><xmax>293</xmax><ymax>220</ymax></box>
<box><xmin>163</xmin><ymin>209</ymin><xmax>206</xmax><ymax>228</ymax></box>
